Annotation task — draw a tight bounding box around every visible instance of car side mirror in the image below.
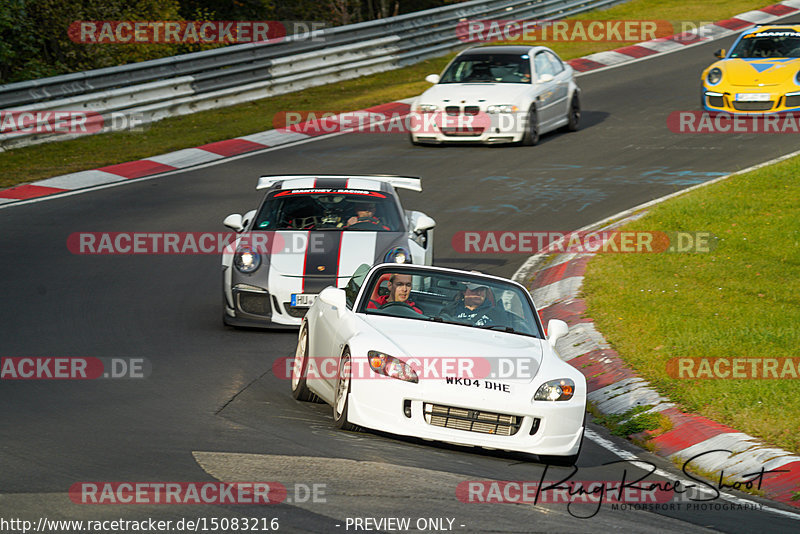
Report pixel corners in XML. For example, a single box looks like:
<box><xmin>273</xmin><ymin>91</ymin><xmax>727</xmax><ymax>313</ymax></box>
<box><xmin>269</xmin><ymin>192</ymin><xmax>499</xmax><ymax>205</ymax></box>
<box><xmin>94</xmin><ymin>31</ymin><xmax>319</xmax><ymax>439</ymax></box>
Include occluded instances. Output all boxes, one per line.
<box><xmin>413</xmin><ymin>214</ymin><xmax>436</xmax><ymax>234</ymax></box>
<box><xmin>425</xmin><ymin>74</ymin><xmax>440</xmax><ymax>84</ymax></box>
<box><xmin>546</xmin><ymin>319</ymin><xmax>568</xmax><ymax>348</ymax></box>
<box><xmin>319</xmin><ymin>287</ymin><xmax>346</xmax><ymax>311</ymax></box>
<box><xmin>537</xmin><ymin>74</ymin><xmax>554</xmax><ymax>83</ymax></box>
<box><xmin>223</xmin><ymin>213</ymin><xmax>244</xmax><ymax>232</ymax></box>
<box><xmin>714</xmin><ymin>48</ymin><xmax>726</xmax><ymax>59</ymax></box>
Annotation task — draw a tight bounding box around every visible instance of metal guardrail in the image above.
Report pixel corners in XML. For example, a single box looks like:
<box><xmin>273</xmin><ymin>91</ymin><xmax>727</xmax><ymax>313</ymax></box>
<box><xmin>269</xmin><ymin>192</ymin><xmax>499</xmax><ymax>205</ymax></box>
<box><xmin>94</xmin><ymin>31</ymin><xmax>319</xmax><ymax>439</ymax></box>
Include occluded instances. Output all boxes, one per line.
<box><xmin>0</xmin><ymin>0</ymin><xmax>624</xmax><ymax>150</ymax></box>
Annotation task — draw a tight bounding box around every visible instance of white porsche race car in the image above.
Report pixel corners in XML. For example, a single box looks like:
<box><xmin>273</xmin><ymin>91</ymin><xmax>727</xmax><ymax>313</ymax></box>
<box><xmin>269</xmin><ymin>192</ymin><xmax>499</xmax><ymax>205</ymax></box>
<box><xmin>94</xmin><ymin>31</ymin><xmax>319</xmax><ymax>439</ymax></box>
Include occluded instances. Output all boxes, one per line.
<box><xmin>409</xmin><ymin>45</ymin><xmax>581</xmax><ymax>145</ymax></box>
<box><xmin>221</xmin><ymin>175</ymin><xmax>435</xmax><ymax>328</ymax></box>
<box><xmin>291</xmin><ymin>263</ymin><xmax>587</xmax><ymax>465</ymax></box>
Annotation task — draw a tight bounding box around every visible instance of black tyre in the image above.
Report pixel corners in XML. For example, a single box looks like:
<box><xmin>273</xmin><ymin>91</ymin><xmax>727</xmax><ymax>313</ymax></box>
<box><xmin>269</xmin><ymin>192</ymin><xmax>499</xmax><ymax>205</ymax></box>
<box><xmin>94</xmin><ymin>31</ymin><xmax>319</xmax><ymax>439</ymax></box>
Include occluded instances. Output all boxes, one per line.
<box><xmin>291</xmin><ymin>325</ymin><xmax>315</xmax><ymax>401</ymax></box>
<box><xmin>522</xmin><ymin>106</ymin><xmax>540</xmax><ymax>146</ymax></box>
<box><xmin>566</xmin><ymin>94</ymin><xmax>580</xmax><ymax>132</ymax></box>
<box><xmin>332</xmin><ymin>350</ymin><xmax>358</xmax><ymax>431</ymax></box>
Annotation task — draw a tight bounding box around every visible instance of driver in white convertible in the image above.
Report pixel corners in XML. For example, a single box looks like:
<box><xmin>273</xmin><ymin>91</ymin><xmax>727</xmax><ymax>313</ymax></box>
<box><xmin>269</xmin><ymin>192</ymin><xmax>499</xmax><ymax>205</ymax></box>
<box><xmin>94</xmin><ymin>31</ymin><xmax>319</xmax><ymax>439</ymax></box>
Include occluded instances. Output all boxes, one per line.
<box><xmin>367</xmin><ymin>273</ymin><xmax>424</xmax><ymax>314</ymax></box>
<box><xmin>441</xmin><ymin>282</ymin><xmax>508</xmax><ymax>326</ymax></box>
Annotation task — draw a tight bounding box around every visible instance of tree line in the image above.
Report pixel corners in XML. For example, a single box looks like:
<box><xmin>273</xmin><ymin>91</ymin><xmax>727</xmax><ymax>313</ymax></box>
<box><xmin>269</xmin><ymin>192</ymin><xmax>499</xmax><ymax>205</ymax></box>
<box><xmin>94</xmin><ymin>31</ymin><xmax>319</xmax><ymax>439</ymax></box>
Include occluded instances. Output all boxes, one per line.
<box><xmin>0</xmin><ymin>0</ymin><xmax>456</xmax><ymax>83</ymax></box>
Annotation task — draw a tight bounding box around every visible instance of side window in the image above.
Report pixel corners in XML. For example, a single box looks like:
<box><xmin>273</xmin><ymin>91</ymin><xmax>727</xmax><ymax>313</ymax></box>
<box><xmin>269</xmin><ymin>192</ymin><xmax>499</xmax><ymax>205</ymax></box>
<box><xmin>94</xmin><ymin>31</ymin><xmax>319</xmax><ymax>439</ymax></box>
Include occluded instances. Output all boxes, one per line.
<box><xmin>534</xmin><ymin>52</ymin><xmax>555</xmax><ymax>78</ymax></box>
<box><xmin>546</xmin><ymin>52</ymin><xmax>564</xmax><ymax>74</ymax></box>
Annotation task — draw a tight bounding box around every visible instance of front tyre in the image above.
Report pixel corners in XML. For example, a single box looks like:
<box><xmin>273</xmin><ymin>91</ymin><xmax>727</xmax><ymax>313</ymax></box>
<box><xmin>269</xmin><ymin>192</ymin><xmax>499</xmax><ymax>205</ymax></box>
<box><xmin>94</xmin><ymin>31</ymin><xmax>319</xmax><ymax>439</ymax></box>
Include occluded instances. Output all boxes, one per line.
<box><xmin>566</xmin><ymin>94</ymin><xmax>580</xmax><ymax>132</ymax></box>
<box><xmin>522</xmin><ymin>106</ymin><xmax>540</xmax><ymax>146</ymax></box>
<box><xmin>291</xmin><ymin>325</ymin><xmax>315</xmax><ymax>401</ymax></box>
<box><xmin>333</xmin><ymin>350</ymin><xmax>358</xmax><ymax>431</ymax></box>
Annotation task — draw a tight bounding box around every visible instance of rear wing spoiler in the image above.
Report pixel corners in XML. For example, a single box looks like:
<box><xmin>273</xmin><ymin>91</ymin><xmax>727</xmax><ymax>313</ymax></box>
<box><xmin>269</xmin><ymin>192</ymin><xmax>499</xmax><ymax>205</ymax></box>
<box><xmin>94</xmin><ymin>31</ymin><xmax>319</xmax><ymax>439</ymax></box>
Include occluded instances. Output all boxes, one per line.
<box><xmin>257</xmin><ymin>174</ymin><xmax>422</xmax><ymax>192</ymax></box>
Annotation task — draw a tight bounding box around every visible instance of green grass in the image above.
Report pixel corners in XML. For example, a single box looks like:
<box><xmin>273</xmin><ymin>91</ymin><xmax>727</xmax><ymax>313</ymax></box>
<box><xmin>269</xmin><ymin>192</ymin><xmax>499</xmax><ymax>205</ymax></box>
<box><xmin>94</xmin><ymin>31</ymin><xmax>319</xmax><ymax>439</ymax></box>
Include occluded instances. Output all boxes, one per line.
<box><xmin>0</xmin><ymin>0</ymin><xmax>775</xmax><ymax>188</ymax></box>
<box><xmin>590</xmin><ymin>404</ymin><xmax>669</xmax><ymax>437</ymax></box>
<box><xmin>583</xmin><ymin>158</ymin><xmax>800</xmax><ymax>454</ymax></box>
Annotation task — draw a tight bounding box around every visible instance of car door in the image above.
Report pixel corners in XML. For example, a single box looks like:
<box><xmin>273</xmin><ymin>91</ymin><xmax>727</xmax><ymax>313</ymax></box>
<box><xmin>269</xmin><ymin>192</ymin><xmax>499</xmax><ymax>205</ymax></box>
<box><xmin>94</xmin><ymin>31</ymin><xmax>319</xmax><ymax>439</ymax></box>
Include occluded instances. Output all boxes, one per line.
<box><xmin>545</xmin><ymin>51</ymin><xmax>570</xmax><ymax>120</ymax></box>
<box><xmin>533</xmin><ymin>51</ymin><xmax>560</xmax><ymax>128</ymax></box>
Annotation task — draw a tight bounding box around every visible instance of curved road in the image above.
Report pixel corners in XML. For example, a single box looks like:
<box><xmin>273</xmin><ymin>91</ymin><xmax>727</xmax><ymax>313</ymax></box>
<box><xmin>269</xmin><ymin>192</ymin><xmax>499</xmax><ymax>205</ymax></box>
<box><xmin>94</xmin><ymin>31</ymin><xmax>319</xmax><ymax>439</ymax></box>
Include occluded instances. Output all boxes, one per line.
<box><xmin>1</xmin><ymin>28</ymin><xmax>798</xmax><ymax>533</ymax></box>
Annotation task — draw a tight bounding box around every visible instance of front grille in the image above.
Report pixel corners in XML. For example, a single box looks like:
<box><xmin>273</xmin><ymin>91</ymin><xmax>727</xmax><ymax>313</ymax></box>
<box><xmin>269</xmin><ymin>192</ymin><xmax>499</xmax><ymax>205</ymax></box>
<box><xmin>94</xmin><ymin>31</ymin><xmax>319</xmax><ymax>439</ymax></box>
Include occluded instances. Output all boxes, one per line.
<box><xmin>440</xmin><ymin>127</ymin><xmax>484</xmax><ymax>137</ymax></box>
<box><xmin>785</xmin><ymin>95</ymin><xmax>800</xmax><ymax>108</ymax></box>
<box><xmin>283</xmin><ymin>303</ymin><xmax>308</xmax><ymax>318</ymax></box>
<box><xmin>445</xmin><ymin>106</ymin><xmax>460</xmax><ymax>115</ymax></box>
<box><xmin>732</xmin><ymin>101</ymin><xmax>773</xmax><ymax>111</ymax></box>
<box><xmin>706</xmin><ymin>95</ymin><xmax>724</xmax><ymax>107</ymax></box>
<box><xmin>236</xmin><ymin>292</ymin><xmax>270</xmax><ymax>317</ymax></box>
<box><xmin>424</xmin><ymin>403</ymin><xmax>521</xmax><ymax>436</ymax></box>
<box><xmin>464</xmin><ymin>106</ymin><xmax>480</xmax><ymax>115</ymax></box>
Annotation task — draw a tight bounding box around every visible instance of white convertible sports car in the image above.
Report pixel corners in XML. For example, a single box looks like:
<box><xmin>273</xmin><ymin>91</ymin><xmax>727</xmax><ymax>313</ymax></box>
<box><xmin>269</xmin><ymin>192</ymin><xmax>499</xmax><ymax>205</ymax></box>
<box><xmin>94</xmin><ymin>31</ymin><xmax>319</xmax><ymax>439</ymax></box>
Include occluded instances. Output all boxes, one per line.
<box><xmin>221</xmin><ymin>175</ymin><xmax>435</xmax><ymax>328</ymax></box>
<box><xmin>291</xmin><ymin>263</ymin><xmax>587</xmax><ymax>464</ymax></box>
<box><xmin>409</xmin><ymin>45</ymin><xmax>580</xmax><ymax>145</ymax></box>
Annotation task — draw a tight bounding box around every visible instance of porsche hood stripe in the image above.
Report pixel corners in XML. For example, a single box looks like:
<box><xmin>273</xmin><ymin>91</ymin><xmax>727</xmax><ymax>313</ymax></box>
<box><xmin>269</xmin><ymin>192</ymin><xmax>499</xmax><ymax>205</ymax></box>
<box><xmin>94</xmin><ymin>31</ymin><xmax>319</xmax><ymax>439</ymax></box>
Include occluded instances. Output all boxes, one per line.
<box><xmin>303</xmin><ymin>231</ymin><xmax>342</xmax><ymax>292</ymax></box>
<box><xmin>337</xmin><ymin>232</ymin><xmax>378</xmax><ymax>285</ymax></box>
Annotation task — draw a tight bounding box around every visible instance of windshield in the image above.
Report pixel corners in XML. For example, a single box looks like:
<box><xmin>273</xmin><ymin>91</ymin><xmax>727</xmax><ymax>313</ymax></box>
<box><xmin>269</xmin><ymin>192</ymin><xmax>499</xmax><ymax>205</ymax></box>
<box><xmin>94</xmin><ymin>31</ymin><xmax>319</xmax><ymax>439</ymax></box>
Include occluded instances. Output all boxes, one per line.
<box><xmin>356</xmin><ymin>267</ymin><xmax>544</xmax><ymax>338</ymax></box>
<box><xmin>730</xmin><ymin>31</ymin><xmax>800</xmax><ymax>58</ymax></box>
<box><xmin>440</xmin><ymin>53</ymin><xmax>532</xmax><ymax>84</ymax></box>
<box><xmin>254</xmin><ymin>189</ymin><xmax>403</xmax><ymax>231</ymax></box>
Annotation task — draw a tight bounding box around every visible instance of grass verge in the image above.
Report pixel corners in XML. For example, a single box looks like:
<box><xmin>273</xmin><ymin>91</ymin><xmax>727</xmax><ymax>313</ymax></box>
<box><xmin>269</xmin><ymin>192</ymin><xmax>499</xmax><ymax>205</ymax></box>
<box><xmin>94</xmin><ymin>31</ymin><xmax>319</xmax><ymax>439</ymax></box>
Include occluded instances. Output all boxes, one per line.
<box><xmin>0</xmin><ymin>0</ymin><xmax>774</xmax><ymax>188</ymax></box>
<box><xmin>583</xmin><ymin>156</ymin><xmax>800</xmax><ymax>454</ymax></box>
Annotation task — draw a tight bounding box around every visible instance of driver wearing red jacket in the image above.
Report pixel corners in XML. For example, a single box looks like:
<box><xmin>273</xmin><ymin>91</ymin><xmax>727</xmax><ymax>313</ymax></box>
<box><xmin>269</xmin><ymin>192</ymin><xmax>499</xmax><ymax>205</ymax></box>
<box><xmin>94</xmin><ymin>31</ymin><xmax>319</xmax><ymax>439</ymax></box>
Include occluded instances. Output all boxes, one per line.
<box><xmin>345</xmin><ymin>203</ymin><xmax>390</xmax><ymax>230</ymax></box>
<box><xmin>368</xmin><ymin>273</ymin><xmax>423</xmax><ymax>314</ymax></box>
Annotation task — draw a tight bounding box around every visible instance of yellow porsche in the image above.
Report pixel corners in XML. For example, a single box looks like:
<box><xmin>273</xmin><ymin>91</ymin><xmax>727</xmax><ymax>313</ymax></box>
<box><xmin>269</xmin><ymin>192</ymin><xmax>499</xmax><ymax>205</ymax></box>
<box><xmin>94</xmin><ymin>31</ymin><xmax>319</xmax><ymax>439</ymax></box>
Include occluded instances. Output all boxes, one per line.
<box><xmin>701</xmin><ymin>24</ymin><xmax>800</xmax><ymax>113</ymax></box>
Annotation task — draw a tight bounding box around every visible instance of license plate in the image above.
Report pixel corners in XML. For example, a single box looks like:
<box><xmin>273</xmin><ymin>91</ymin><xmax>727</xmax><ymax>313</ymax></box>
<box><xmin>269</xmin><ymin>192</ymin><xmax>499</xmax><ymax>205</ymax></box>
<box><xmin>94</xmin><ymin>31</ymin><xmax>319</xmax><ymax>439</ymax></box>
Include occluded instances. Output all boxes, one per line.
<box><xmin>291</xmin><ymin>293</ymin><xmax>317</xmax><ymax>307</ymax></box>
<box><xmin>736</xmin><ymin>93</ymin><xmax>771</xmax><ymax>102</ymax></box>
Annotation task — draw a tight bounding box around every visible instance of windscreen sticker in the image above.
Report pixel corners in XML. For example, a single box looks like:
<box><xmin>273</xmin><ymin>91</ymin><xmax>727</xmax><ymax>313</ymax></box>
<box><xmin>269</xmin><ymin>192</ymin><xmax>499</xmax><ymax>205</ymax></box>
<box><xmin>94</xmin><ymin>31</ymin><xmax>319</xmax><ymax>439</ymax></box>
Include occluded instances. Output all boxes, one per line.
<box><xmin>273</xmin><ymin>188</ymin><xmax>387</xmax><ymax>197</ymax></box>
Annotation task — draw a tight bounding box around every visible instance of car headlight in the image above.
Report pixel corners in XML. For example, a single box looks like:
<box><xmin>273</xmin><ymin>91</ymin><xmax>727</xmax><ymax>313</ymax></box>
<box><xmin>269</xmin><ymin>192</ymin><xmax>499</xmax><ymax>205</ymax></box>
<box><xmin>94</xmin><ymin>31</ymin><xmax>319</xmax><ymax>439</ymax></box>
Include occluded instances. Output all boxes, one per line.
<box><xmin>368</xmin><ymin>351</ymin><xmax>419</xmax><ymax>383</ymax></box>
<box><xmin>706</xmin><ymin>68</ymin><xmax>722</xmax><ymax>85</ymax></box>
<box><xmin>384</xmin><ymin>247</ymin><xmax>411</xmax><ymax>264</ymax></box>
<box><xmin>234</xmin><ymin>246</ymin><xmax>261</xmax><ymax>273</ymax></box>
<box><xmin>418</xmin><ymin>104</ymin><xmax>438</xmax><ymax>113</ymax></box>
<box><xmin>795</xmin><ymin>70</ymin><xmax>800</xmax><ymax>85</ymax></box>
<box><xmin>486</xmin><ymin>104</ymin><xmax>519</xmax><ymax>114</ymax></box>
<box><xmin>533</xmin><ymin>378</ymin><xmax>575</xmax><ymax>401</ymax></box>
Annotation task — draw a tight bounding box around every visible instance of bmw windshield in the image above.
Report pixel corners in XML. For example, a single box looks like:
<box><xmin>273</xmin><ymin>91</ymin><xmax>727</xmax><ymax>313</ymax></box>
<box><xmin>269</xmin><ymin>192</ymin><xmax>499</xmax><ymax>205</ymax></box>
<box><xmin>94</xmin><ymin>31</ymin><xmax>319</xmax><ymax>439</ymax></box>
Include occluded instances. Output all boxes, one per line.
<box><xmin>440</xmin><ymin>53</ymin><xmax>532</xmax><ymax>84</ymax></box>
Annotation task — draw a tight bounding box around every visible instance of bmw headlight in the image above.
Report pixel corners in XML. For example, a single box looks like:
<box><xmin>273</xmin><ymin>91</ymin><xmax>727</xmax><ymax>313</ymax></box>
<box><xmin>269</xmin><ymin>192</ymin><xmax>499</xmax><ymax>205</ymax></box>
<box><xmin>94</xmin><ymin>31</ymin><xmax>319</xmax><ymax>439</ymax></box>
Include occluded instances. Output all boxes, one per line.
<box><xmin>533</xmin><ymin>378</ymin><xmax>575</xmax><ymax>401</ymax></box>
<box><xmin>486</xmin><ymin>104</ymin><xmax>519</xmax><ymax>114</ymax></box>
<box><xmin>418</xmin><ymin>104</ymin><xmax>438</xmax><ymax>113</ymax></box>
<box><xmin>368</xmin><ymin>351</ymin><xmax>419</xmax><ymax>383</ymax></box>
<box><xmin>384</xmin><ymin>247</ymin><xmax>411</xmax><ymax>264</ymax></box>
<box><xmin>706</xmin><ymin>68</ymin><xmax>722</xmax><ymax>85</ymax></box>
<box><xmin>234</xmin><ymin>246</ymin><xmax>261</xmax><ymax>273</ymax></box>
